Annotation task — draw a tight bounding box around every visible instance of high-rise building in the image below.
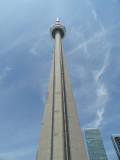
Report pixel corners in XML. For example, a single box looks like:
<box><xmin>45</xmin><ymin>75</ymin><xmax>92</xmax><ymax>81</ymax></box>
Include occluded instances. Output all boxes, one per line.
<box><xmin>36</xmin><ymin>19</ymin><xmax>88</xmax><ymax>160</ymax></box>
<box><xmin>111</xmin><ymin>134</ymin><xmax>120</xmax><ymax>160</ymax></box>
<box><xmin>84</xmin><ymin>128</ymin><xmax>108</xmax><ymax>160</ymax></box>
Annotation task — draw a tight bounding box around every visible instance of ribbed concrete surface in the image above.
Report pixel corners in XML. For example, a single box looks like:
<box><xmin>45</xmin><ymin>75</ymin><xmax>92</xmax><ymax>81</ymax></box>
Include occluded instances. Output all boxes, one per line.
<box><xmin>36</xmin><ymin>27</ymin><xmax>88</xmax><ymax>160</ymax></box>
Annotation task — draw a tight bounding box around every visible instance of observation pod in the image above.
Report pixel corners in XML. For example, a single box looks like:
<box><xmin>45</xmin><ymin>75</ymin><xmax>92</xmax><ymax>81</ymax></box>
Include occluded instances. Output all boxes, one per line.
<box><xmin>50</xmin><ymin>18</ymin><xmax>66</xmax><ymax>39</ymax></box>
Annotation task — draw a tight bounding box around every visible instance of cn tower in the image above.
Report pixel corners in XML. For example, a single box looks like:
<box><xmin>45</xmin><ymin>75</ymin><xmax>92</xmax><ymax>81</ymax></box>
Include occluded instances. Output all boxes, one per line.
<box><xmin>36</xmin><ymin>19</ymin><xmax>88</xmax><ymax>160</ymax></box>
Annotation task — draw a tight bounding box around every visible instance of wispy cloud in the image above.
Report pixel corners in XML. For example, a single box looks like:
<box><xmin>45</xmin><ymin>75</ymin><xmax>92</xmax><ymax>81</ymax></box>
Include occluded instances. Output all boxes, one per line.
<box><xmin>0</xmin><ymin>66</ymin><xmax>13</xmax><ymax>82</ymax></box>
<box><xmin>97</xmin><ymin>83</ymin><xmax>108</xmax><ymax>98</ymax></box>
<box><xmin>29</xmin><ymin>32</ymin><xmax>50</xmax><ymax>56</ymax></box>
<box><xmin>29</xmin><ymin>40</ymin><xmax>40</xmax><ymax>55</ymax></box>
<box><xmin>91</xmin><ymin>9</ymin><xmax>98</xmax><ymax>21</ymax></box>
<box><xmin>90</xmin><ymin>52</ymin><xmax>110</xmax><ymax>128</ymax></box>
<box><xmin>94</xmin><ymin>108</ymin><xmax>104</xmax><ymax>128</ymax></box>
<box><xmin>1</xmin><ymin>33</ymin><xmax>33</xmax><ymax>55</ymax></box>
<box><xmin>10</xmin><ymin>35</ymin><xmax>28</xmax><ymax>48</ymax></box>
<box><xmin>71</xmin><ymin>0</ymin><xmax>111</xmax><ymax>128</ymax></box>
<box><xmin>94</xmin><ymin>52</ymin><xmax>109</xmax><ymax>82</ymax></box>
<box><xmin>87</xmin><ymin>0</ymin><xmax>106</xmax><ymax>34</ymax></box>
<box><xmin>1</xmin><ymin>31</ymin><xmax>48</xmax><ymax>55</ymax></box>
<box><xmin>68</xmin><ymin>28</ymin><xmax>106</xmax><ymax>56</ymax></box>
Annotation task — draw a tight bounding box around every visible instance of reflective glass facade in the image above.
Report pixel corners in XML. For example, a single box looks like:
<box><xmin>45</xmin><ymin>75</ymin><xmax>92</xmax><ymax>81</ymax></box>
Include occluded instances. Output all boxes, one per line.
<box><xmin>111</xmin><ymin>134</ymin><xmax>120</xmax><ymax>160</ymax></box>
<box><xmin>84</xmin><ymin>129</ymin><xmax>108</xmax><ymax>160</ymax></box>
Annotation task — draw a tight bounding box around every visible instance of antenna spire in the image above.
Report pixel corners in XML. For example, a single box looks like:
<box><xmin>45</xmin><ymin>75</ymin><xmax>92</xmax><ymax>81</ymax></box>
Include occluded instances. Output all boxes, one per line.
<box><xmin>56</xmin><ymin>17</ymin><xmax>59</xmax><ymax>22</ymax></box>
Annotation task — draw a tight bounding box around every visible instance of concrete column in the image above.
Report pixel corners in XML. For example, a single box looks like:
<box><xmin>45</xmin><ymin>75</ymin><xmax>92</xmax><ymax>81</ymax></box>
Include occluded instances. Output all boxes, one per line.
<box><xmin>36</xmin><ymin>19</ymin><xmax>88</xmax><ymax>160</ymax></box>
<box><xmin>53</xmin><ymin>31</ymin><xmax>65</xmax><ymax>160</ymax></box>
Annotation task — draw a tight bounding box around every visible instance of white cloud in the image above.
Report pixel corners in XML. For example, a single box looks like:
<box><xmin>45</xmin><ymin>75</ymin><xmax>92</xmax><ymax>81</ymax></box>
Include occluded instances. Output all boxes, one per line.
<box><xmin>1</xmin><ymin>33</ymin><xmax>34</xmax><ymax>55</ymax></box>
<box><xmin>10</xmin><ymin>35</ymin><xmax>27</xmax><ymax>48</ymax></box>
<box><xmin>0</xmin><ymin>66</ymin><xmax>13</xmax><ymax>82</ymax></box>
<box><xmin>68</xmin><ymin>28</ymin><xmax>106</xmax><ymax>56</ymax></box>
<box><xmin>92</xmin><ymin>9</ymin><xmax>98</xmax><ymax>21</ymax></box>
<box><xmin>11</xmin><ymin>31</ymin><xmax>48</xmax><ymax>49</ymax></box>
<box><xmin>90</xmin><ymin>63</ymin><xmax>109</xmax><ymax>128</ymax></box>
<box><xmin>94</xmin><ymin>108</ymin><xmax>104</xmax><ymax>128</ymax></box>
<box><xmin>80</xmin><ymin>0</ymin><xmax>111</xmax><ymax>129</ymax></box>
<box><xmin>97</xmin><ymin>83</ymin><xmax>107</xmax><ymax>97</ymax></box>
<box><xmin>87</xmin><ymin>0</ymin><xmax>106</xmax><ymax>36</ymax></box>
<box><xmin>86</xmin><ymin>107</ymin><xmax>105</xmax><ymax>128</ymax></box>
<box><xmin>29</xmin><ymin>41</ymin><xmax>39</xmax><ymax>55</ymax></box>
<box><xmin>94</xmin><ymin>51</ymin><xmax>110</xmax><ymax>82</ymax></box>
<box><xmin>29</xmin><ymin>32</ymin><xmax>50</xmax><ymax>56</ymax></box>
<box><xmin>68</xmin><ymin>42</ymin><xmax>88</xmax><ymax>55</ymax></box>
<box><xmin>89</xmin><ymin>74</ymin><xmax>109</xmax><ymax>128</ymax></box>
<box><xmin>69</xmin><ymin>23</ymin><xmax>110</xmax><ymax>128</ymax></box>
<box><xmin>87</xmin><ymin>0</ymin><xmax>98</xmax><ymax>21</ymax></box>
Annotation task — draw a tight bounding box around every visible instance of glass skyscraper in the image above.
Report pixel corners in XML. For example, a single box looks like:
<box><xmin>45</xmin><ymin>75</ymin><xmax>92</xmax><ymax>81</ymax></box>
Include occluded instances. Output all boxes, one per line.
<box><xmin>84</xmin><ymin>128</ymin><xmax>108</xmax><ymax>160</ymax></box>
<box><xmin>111</xmin><ymin>134</ymin><xmax>120</xmax><ymax>160</ymax></box>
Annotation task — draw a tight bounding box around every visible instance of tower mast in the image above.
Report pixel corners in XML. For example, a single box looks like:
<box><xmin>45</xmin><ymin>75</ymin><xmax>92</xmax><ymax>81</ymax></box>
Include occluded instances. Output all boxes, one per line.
<box><xmin>36</xmin><ymin>19</ymin><xmax>88</xmax><ymax>160</ymax></box>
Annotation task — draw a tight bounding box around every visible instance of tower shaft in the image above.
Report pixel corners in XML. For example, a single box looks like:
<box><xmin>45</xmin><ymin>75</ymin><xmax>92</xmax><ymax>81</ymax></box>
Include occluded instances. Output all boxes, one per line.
<box><xmin>36</xmin><ymin>20</ymin><xmax>88</xmax><ymax>160</ymax></box>
<box><xmin>52</xmin><ymin>31</ymin><xmax>65</xmax><ymax>159</ymax></box>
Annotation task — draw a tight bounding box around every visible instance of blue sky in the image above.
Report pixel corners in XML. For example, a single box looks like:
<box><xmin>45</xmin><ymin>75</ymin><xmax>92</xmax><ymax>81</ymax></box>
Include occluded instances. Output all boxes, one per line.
<box><xmin>0</xmin><ymin>0</ymin><xmax>120</xmax><ymax>159</ymax></box>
